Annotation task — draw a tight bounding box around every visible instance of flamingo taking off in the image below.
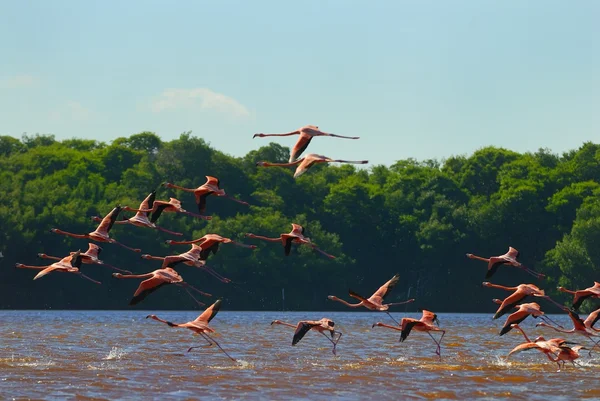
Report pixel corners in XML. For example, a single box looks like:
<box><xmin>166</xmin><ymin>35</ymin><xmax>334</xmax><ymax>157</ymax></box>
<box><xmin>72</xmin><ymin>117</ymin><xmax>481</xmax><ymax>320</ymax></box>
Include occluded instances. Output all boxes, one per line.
<box><xmin>534</xmin><ymin>295</ymin><xmax>600</xmax><ymax>354</ymax></box>
<box><xmin>163</xmin><ymin>176</ymin><xmax>248</xmax><ymax>214</ymax></box>
<box><xmin>557</xmin><ymin>282</ymin><xmax>600</xmax><ymax>311</ymax></box>
<box><xmin>372</xmin><ymin>310</ymin><xmax>446</xmax><ymax>359</ymax></box>
<box><xmin>253</xmin><ymin>125</ymin><xmax>360</xmax><ymax>163</ymax></box>
<box><xmin>37</xmin><ymin>243</ymin><xmax>132</xmax><ymax>274</ymax></box>
<box><xmin>490</xmin><ymin>299</ymin><xmax>561</xmax><ymax>336</ymax></box>
<box><xmin>482</xmin><ymin>282</ymin><xmax>545</xmax><ymax>320</ymax></box>
<box><xmin>51</xmin><ymin>206</ymin><xmax>141</xmax><ymax>253</ymax></box>
<box><xmin>166</xmin><ymin>233</ymin><xmax>256</xmax><ymax>261</ymax></box>
<box><xmin>271</xmin><ymin>318</ymin><xmax>342</xmax><ymax>355</ymax></box>
<box><xmin>466</xmin><ymin>247</ymin><xmax>544</xmax><ymax>279</ymax></box>
<box><xmin>506</xmin><ymin>324</ymin><xmax>573</xmax><ymax>368</ymax></box>
<box><xmin>112</xmin><ymin>268</ymin><xmax>210</xmax><ymax>306</ymax></box>
<box><xmin>95</xmin><ymin>191</ymin><xmax>183</xmax><ymax>236</ymax></box>
<box><xmin>246</xmin><ymin>223</ymin><xmax>335</xmax><ymax>259</ymax></box>
<box><xmin>146</xmin><ymin>299</ymin><xmax>236</xmax><ymax>361</ymax></box>
<box><xmin>16</xmin><ymin>250</ymin><xmax>101</xmax><ymax>284</ymax></box>
<box><xmin>256</xmin><ymin>154</ymin><xmax>368</xmax><ymax>178</ymax></box>
<box><xmin>141</xmin><ymin>244</ymin><xmax>231</xmax><ymax>283</ymax></box>
<box><xmin>327</xmin><ymin>274</ymin><xmax>415</xmax><ymax>325</ymax></box>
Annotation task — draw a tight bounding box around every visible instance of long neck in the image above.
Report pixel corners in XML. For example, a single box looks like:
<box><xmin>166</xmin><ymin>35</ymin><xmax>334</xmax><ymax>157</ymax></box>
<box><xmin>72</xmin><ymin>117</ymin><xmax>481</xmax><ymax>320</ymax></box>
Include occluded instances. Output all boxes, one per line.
<box><xmin>330</xmin><ymin>296</ymin><xmax>362</xmax><ymax>308</ymax></box>
<box><xmin>16</xmin><ymin>263</ymin><xmax>47</xmax><ymax>270</ymax></box>
<box><xmin>115</xmin><ymin>273</ymin><xmax>153</xmax><ymax>279</ymax></box>
<box><xmin>486</xmin><ymin>283</ymin><xmax>518</xmax><ymax>291</ymax></box>
<box><xmin>231</xmin><ymin>240</ymin><xmax>255</xmax><ymax>249</ymax></box>
<box><xmin>539</xmin><ymin>322</ymin><xmax>573</xmax><ymax>334</ymax></box>
<box><xmin>247</xmin><ymin>234</ymin><xmax>281</xmax><ymax>243</ymax></box>
<box><xmin>558</xmin><ymin>287</ymin><xmax>576</xmax><ymax>295</ymax></box>
<box><xmin>148</xmin><ymin>315</ymin><xmax>178</xmax><ymax>327</ymax></box>
<box><xmin>512</xmin><ymin>325</ymin><xmax>532</xmax><ymax>342</ymax></box>
<box><xmin>467</xmin><ymin>254</ymin><xmax>490</xmax><ymax>263</ymax></box>
<box><xmin>261</xmin><ymin>131</ymin><xmax>299</xmax><ymax>137</ymax></box>
<box><xmin>260</xmin><ymin>160</ymin><xmax>302</xmax><ymax>168</ymax></box>
<box><xmin>167</xmin><ymin>183</ymin><xmax>195</xmax><ymax>193</ymax></box>
<box><xmin>38</xmin><ymin>254</ymin><xmax>61</xmax><ymax>261</ymax></box>
<box><xmin>271</xmin><ymin>320</ymin><xmax>296</xmax><ymax>328</ymax></box>
<box><xmin>167</xmin><ymin>238</ymin><xmax>204</xmax><ymax>245</ymax></box>
<box><xmin>52</xmin><ymin>229</ymin><xmax>88</xmax><ymax>239</ymax></box>
<box><xmin>142</xmin><ymin>255</ymin><xmax>165</xmax><ymax>261</ymax></box>
<box><xmin>373</xmin><ymin>322</ymin><xmax>401</xmax><ymax>331</ymax></box>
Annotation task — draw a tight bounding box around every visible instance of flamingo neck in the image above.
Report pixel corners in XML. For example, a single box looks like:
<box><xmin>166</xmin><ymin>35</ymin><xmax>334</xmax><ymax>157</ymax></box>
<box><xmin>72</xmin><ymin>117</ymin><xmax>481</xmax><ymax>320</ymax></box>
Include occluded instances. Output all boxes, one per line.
<box><xmin>271</xmin><ymin>320</ymin><xmax>296</xmax><ymax>328</ymax></box>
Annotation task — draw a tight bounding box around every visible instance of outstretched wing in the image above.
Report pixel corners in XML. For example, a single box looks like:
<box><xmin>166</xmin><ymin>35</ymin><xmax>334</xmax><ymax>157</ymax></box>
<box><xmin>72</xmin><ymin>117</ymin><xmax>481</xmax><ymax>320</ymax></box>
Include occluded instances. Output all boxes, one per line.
<box><xmin>584</xmin><ymin>306</ymin><xmax>600</xmax><ymax>328</ymax></box>
<box><xmin>195</xmin><ymin>192</ymin><xmax>212</xmax><ymax>214</ymax></box>
<box><xmin>371</xmin><ymin>274</ymin><xmax>400</xmax><ymax>302</ymax></box>
<box><xmin>150</xmin><ymin>203</ymin><xmax>170</xmax><ymax>223</ymax></box>
<box><xmin>161</xmin><ymin>256</ymin><xmax>188</xmax><ymax>269</ymax></box>
<box><xmin>70</xmin><ymin>250</ymin><xmax>82</xmax><ymax>268</ymax></box>
<box><xmin>507</xmin><ymin>342</ymin><xmax>542</xmax><ymax>357</ymax></box>
<box><xmin>573</xmin><ymin>292</ymin><xmax>593</xmax><ymax>311</ymax></box>
<box><xmin>289</xmin><ymin>136</ymin><xmax>313</xmax><ymax>162</ymax></box>
<box><xmin>130</xmin><ymin>279</ymin><xmax>169</xmax><ymax>306</ymax></box>
<box><xmin>400</xmin><ymin>320</ymin><xmax>421</xmax><ymax>342</ymax></box>
<box><xmin>283</xmin><ymin>236</ymin><xmax>294</xmax><ymax>256</ymax></box>
<box><xmin>292</xmin><ymin>322</ymin><xmax>319</xmax><ymax>346</ymax></box>
<box><xmin>98</xmin><ymin>206</ymin><xmax>122</xmax><ymax>234</ymax></box>
<box><xmin>195</xmin><ymin>299</ymin><xmax>222</xmax><ymax>323</ymax></box>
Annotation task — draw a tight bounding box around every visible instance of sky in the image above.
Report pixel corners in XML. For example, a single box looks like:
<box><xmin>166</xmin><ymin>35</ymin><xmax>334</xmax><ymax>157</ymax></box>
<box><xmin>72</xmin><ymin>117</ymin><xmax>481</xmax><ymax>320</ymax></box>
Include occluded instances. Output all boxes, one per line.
<box><xmin>1</xmin><ymin>0</ymin><xmax>598</xmax><ymax>166</ymax></box>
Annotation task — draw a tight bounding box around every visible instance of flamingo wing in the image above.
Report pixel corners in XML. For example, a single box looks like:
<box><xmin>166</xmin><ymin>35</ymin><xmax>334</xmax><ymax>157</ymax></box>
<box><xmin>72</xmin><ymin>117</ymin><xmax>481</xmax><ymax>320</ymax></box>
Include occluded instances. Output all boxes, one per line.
<box><xmin>493</xmin><ymin>291</ymin><xmax>527</xmax><ymax>320</ymax></box>
<box><xmin>130</xmin><ymin>277</ymin><xmax>169</xmax><ymax>306</ymax></box>
<box><xmin>195</xmin><ymin>299</ymin><xmax>222</xmax><ymax>323</ymax></box>
<box><xmin>97</xmin><ymin>206</ymin><xmax>122</xmax><ymax>234</ymax></box>
<box><xmin>400</xmin><ymin>320</ymin><xmax>423</xmax><ymax>342</ymax></box>
<box><xmin>150</xmin><ymin>203</ymin><xmax>170</xmax><ymax>223</ymax></box>
<box><xmin>292</xmin><ymin>321</ymin><xmax>319</xmax><ymax>346</ymax></box>
<box><xmin>33</xmin><ymin>265</ymin><xmax>63</xmax><ymax>280</ymax></box>
<box><xmin>194</xmin><ymin>191</ymin><xmax>212</xmax><ymax>214</ymax></box>
<box><xmin>139</xmin><ymin>191</ymin><xmax>156</xmax><ymax>216</ymax></box>
<box><xmin>485</xmin><ymin>257</ymin><xmax>505</xmax><ymax>279</ymax></box>
<box><xmin>572</xmin><ymin>291</ymin><xmax>593</xmax><ymax>311</ymax></box>
<box><xmin>500</xmin><ymin>310</ymin><xmax>530</xmax><ymax>336</ymax></box>
<box><xmin>348</xmin><ymin>290</ymin><xmax>369</xmax><ymax>303</ymax></box>
<box><xmin>584</xmin><ymin>307</ymin><xmax>600</xmax><ymax>328</ymax></box>
<box><xmin>370</xmin><ymin>274</ymin><xmax>400</xmax><ymax>302</ymax></box>
<box><xmin>567</xmin><ymin>310</ymin><xmax>588</xmax><ymax>331</ymax></box>
<box><xmin>282</xmin><ymin>235</ymin><xmax>294</xmax><ymax>256</ymax></box>
<box><xmin>507</xmin><ymin>342</ymin><xmax>543</xmax><ymax>357</ymax></box>
<box><xmin>162</xmin><ymin>256</ymin><xmax>188</xmax><ymax>269</ymax></box>
<box><xmin>420</xmin><ymin>310</ymin><xmax>438</xmax><ymax>326</ymax></box>
<box><xmin>289</xmin><ymin>135</ymin><xmax>312</xmax><ymax>162</ymax></box>
<box><xmin>506</xmin><ymin>247</ymin><xmax>519</xmax><ymax>259</ymax></box>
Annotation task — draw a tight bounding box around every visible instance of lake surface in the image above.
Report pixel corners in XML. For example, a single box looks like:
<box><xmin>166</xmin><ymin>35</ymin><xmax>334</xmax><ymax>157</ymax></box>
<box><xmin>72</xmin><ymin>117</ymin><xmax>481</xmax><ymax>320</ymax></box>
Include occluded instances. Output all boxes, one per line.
<box><xmin>1</xmin><ymin>311</ymin><xmax>598</xmax><ymax>400</ymax></box>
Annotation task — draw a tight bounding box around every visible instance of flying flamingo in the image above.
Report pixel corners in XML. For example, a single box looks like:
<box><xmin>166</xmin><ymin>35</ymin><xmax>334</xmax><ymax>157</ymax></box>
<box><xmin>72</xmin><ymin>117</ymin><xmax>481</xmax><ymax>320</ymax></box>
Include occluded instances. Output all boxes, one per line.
<box><xmin>490</xmin><ymin>299</ymin><xmax>562</xmax><ymax>336</ymax></box>
<box><xmin>246</xmin><ymin>223</ymin><xmax>335</xmax><ymax>259</ymax></box>
<box><xmin>141</xmin><ymin>244</ymin><xmax>231</xmax><ymax>283</ymax></box>
<box><xmin>93</xmin><ymin>191</ymin><xmax>183</xmax><ymax>236</ymax></box>
<box><xmin>253</xmin><ymin>125</ymin><xmax>360</xmax><ymax>163</ymax></box>
<box><xmin>163</xmin><ymin>176</ymin><xmax>248</xmax><ymax>214</ymax></box>
<box><xmin>37</xmin><ymin>243</ymin><xmax>132</xmax><ymax>274</ymax></box>
<box><xmin>112</xmin><ymin>267</ymin><xmax>211</xmax><ymax>306</ymax></box>
<box><xmin>256</xmin><ymin>154</ymin><xmax>368</xmax><ymax>178</ymax></box>
<box><xmin>506</xmin><ymin>324</ymin><xmax>570</xmax><ymax>368</ymax></box>
<box><xmin>534</xmin><ymin>295</ymin><xmax>600</xmax><ymax>354</ymax></box>
<box><xmin>51</xmin><ymin>206</ymin><xmax>141</xmax><ymax>252</ymax></box>
<box><xmin>583</xmin><ymin>307</ymin><xmax>600</xmax><ymax>332</ymax></box>
<box><xmin>466</xmin><ymin>247</ymin><xmax>544</xmax><ymax>279</ymax></box>
<box><xmin>270</xmin><ymin>318</ymin><xmax>342</xmax><ymax>355</ymax></box>
<box><xmin>482</xmin><ymin>282</ymin><xmax>545</xmax><ymax>320</ymax></box>
<box><xmin>16</xmin><ymin>250</ymin><xmax>101</xmax><ymax>284</ymax></box>
<box><xmin>557</xmin><ymin>282</ymin><xmax>600</xmax><ymax>311</ymax></box>
<box><xmin>372</xmin><ymin>309</ymin><xmax>445</xmax><ymax>359</ymax></box>
<box><xmin>166</xmin><ymin>233</ymin><xmax>256</xmax><ymax>261</ymax></box>
<box><xmin>327</xmin><ymin>274</ymin><xmax>415</xmax><ymax>325</ymax></box>
<box><xmin>125</xmin><ymin>196</ymin><xmax>211</xmax><ymax>223</ymax></box>
<box><xmin>146</xmin><ymin>299</ymin><xmax>236</xmax><ymax>361</ymax></box>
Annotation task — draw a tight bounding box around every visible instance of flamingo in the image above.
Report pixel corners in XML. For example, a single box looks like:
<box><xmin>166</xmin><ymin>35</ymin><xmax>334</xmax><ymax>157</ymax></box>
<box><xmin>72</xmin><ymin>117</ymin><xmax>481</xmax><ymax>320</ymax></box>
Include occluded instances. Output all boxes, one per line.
<box><xmin>163</xmin><ymin>176</ymin><xmax>248</xmax><ymax>214</ymax></box>
<box><xmin>466</xmin><ymin>247</ymin><xmax>544</xmax><ymax>279</ymax></box>
<box><xmin>16</xmin><ymin>250</ymin><xmax>101</xmax><ymax>284</ymax></box>
<box><xmin>253</xmin><ymin>125</ymin><xmax>360</xmax><ymax>163</ymax></box>
<box><xmin>94</xmin><ymin>191</ymin><xmax>183</xmax><ymax>236</ymax></box>
<box><xmin>125</xmin><ymin>196</ymin><xmax>211</xmax><ymax>223</ymax></box>
<box><xmin>557</xmin><ymin>282</ymin><xmax>600</xmax><ymax>311</ymax></box>
<box><xmin>166</xmin><ymin>233</ymin><xmax>256</xmax><ymax>261</ymax></box>
<box><xmin>482</xmin><ymin>282</ymin><xmax>545</xmax><ymax>320</ymax></box>
<box><xmin>256</xmin><ymin>154</ymin><xmax>368</xmax><ymax>178</ymax></box>
<box><xmin>246</xmin><ymin>223</ymin><xmax>335</xmax><ymax>259</ymax></box>
<box><xmin>583</xmin><ymin>306</ymin><xmax>600</xmax><ymax>332</ymax></box>
<box><xmin>270</xmin><ymin>318</ymin><xmax>342</xmax><ymax>355</ymax></box>
<box><xmin>37</xmin><ymin>243</ymin><xmax>132</xmax><ymax>274</ymax></box>
<box><xmin>51</xmin><ymin>206</ymin><xmax>141</xmax><ymax>253</ymax></box>
<box><xmin>141</xmin><ymin>244</ymin><xmax>231</xmax><ymax>283</ymax></box>
<box><xmin>327</xmin><ymin>274</ymin><xmax>415</xmax><ymax>325</ymax></box>
<box><xmin>146</xmin><ymin>299</ymin><xmax>236</xmax><ymax>361</ymax></box>
<box><xmin>506</xmin><ymin>324</ymin><xmax>571</xmax><ymax>368</ymax></box>
<box><xmin>490</xmin><ymin>299</ymin><xmax>561</xmax><ymax>336</ymax></box>
<box><xmin>534</xmin><ymin>295</ymin><xmax>600</xmax><ymax>354</ymax></box>
<box><xmin>112</xmin><ymin>267</ymin><xmax>211</xmax><ymax>306</ymax></box>
<box><xmin>372</xmin><ymin>310</ymin><xmax>445</xmax><ymax>359</ymax></box>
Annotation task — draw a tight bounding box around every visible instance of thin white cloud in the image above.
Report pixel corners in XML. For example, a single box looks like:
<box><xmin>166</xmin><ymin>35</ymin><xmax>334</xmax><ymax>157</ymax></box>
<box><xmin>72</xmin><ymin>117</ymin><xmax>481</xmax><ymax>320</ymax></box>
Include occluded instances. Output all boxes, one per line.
<box><xmin>0</xmin><ymin>74</ymin><xmax>37</xmax><ymax>89</ymax></box>
<box><xmin>150</xmin><ymin>88</ymin><xmax>250</xmax><ymax>117</ymax></box>
<box><xmin>49</xmin><ymin>101</ymin><xmax>94</xmax><ymax>123</ymax></box>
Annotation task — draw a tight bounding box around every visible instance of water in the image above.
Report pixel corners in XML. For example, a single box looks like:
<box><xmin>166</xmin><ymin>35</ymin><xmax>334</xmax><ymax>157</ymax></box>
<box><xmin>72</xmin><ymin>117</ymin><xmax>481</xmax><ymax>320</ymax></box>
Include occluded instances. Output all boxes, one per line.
<box><xmin>1</xmin><ymin>311</ymin><xmax>598</xmax><ymax>400</ymax></box>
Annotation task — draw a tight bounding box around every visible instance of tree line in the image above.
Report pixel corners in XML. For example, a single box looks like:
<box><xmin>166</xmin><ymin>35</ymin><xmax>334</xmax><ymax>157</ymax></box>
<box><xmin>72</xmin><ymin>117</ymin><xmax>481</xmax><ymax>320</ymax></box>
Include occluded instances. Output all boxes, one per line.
<box><xmin>0</xmin><ymin>132</ymin><xmax>598</xmax><ymax>312</ymax></box>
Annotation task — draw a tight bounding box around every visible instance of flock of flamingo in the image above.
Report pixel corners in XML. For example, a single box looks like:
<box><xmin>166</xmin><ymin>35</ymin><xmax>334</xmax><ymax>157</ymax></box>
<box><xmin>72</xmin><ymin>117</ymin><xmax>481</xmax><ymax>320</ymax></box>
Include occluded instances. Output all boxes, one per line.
<box><xmin>14</xmin><ymin>125</ymin><xmax>600</xmax><ymax>368</ymax></box>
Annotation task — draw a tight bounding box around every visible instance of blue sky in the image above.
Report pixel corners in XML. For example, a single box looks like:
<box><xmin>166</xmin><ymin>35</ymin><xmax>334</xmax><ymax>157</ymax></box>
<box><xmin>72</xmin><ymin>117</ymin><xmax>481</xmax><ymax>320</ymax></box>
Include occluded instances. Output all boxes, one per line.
<box><xmin>1</xmin><ymin>1</ymin><xmax>597</xmax><ymax>166</ymax></box>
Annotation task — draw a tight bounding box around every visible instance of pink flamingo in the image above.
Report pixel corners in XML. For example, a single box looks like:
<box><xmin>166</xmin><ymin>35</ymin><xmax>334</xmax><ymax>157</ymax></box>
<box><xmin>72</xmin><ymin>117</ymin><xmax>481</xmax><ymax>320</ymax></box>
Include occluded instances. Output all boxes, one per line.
<box><xmin>253</xmin><ymin>125</ymin><xmax>360</xmax><ymax>162</ymax></box>
<box><xmin>557</xmin><ymin>282</ymin><xmax>600</xmax><ymax>311</ymax></box>
<box><xmin>163</xmin><ymin>176</ymin><xmax>248</xmax><ymax>214</ymax></box>
<box><xmin>51</xmin><ymin>206</ymin><xmax>141</xmax><ymax>252</ymax></box>
<box><xmin>271</xmin><ymin>318</ymin><xmax>342</xmax><ymax>355</ymax></box>
<box><xmin>166</xmin><ymin>233</ymin><xmax>256</xmax><ymax>261</ymax></box>
<box><xmin>16</xmin><ymin>250</ymin><xmax>101</xmax><ymax>284</ymax></box>
<box><xmin>246</xmin><ymin>223</ymin><xmax>335</xmax><ymax>259</ymax></box>
<box><xmin>125</xmin><ymin>196</ymin><xmax>211</xmax><ymax>223</ymax></box>
<box><xmin>466</xmin><ymin>247</ymin><xmax>544</xmax><ymax>279</ymax></box>
<box><xmin>37</xmin><ymin>243</ymin><xmax>132</xmax><ymax>274</ymax></box>
<box><xmin>256</xmin><ymin>153</ymin><xmax>368</xmax><ymax>178</ymax></box>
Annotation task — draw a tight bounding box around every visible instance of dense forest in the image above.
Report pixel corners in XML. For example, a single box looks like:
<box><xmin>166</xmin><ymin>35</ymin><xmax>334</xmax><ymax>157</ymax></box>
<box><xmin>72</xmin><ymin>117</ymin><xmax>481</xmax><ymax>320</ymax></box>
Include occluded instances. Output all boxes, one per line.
<box><xmin>0</xmin><ymin>132</ymin><xmax>598</xmax><ymax>312</ymax></box>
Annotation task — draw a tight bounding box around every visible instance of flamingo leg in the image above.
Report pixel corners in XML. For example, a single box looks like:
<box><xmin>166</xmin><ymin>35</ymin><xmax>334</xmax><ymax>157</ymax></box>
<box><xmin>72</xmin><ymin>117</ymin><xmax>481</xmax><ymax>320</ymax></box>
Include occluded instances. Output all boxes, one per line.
<box><xmin>427</xmin><ymin>331</ymin><xmax>444</xmax><ymax>360</ymax></box>
<box><xmin>223</xmin><ymin>195</ymin><xmax>249</xmax><ymax>207</ymax></box>
<box><xmin>386</xmin><ymin>299</ymin><xmax>416</xmax><ymax>307</ymax></box>
<box><xmin>181</xmin><ymin>211</ymin><xmax>212</xmax><ymax>221</ymax></box>
<box><xmin>110</xmin><ymin>240</ymin><xmax>141</xmax><ymax>253</ymax></box>
<box><xmin>177</xmin><ymin>282</ymin><xmax>212</xmax><ymax>297</ymax></box>
<box><xmin>309</xmin><ymin>245</ymin><xmax>336</xmax><ymax>259</ymax></box>
<box><xmin>586</xmin><ymin>336</ymin><xmax>600</xmax><ymax>356</ymax></box>
<box><xmin>181</xmin><ymin>286</ymin><xmax>205</xmax><ymax>307</ymax></box>
<box><xmin>187</xmin><ymin>335</ymin><xmax>213</xmax><ymax>351</ymax></box>
<box><xmin>540</xmin><ymin>315</ymin><xmax>565</xmax><ymax>329</ymax></box>
<box><xmin>201</xmin><ymin>333</ymin><xmax>236</xmax><ymax>362</ymax></box>
<box><xmin>520</xmin><ymin>266</ymin><xmax>545</xmax><ymax>279</ymax></box>
<box><xmin>319</xmin><ymin>331</ymin><xmax>342</xmax><ymax>355</ymax></box>
<box><xmin>155</xmin><ymin>225</ymin><xmax>184</xmax><ymax>236</ymax></box>
<box><xmin>198</xmin><ymin>264</ymin><xmax>231</xmax><ymax>283</ymax></box>
<box><xmin>385</xmin><ymin>312</ymin><xmax>401</xmax><ymax>326</ymax></box>
<box><xmin>78</xmin><ymin>273</ymin><xmax>102</xmax><ymax>285</ymax></box>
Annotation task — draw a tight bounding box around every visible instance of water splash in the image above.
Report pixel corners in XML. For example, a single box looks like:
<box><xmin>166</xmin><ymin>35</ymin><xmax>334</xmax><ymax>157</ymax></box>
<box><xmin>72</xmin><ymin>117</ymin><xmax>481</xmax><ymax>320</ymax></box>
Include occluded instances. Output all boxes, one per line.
<box><xmin>103</xmin><ymin>347</ymin><xmax>128</xmax><ymax>360</ymax></box>
<box><xmin>492</xmin><ymin>356</ymin><xmax>513</xmax><ymax>367</ymax></box>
